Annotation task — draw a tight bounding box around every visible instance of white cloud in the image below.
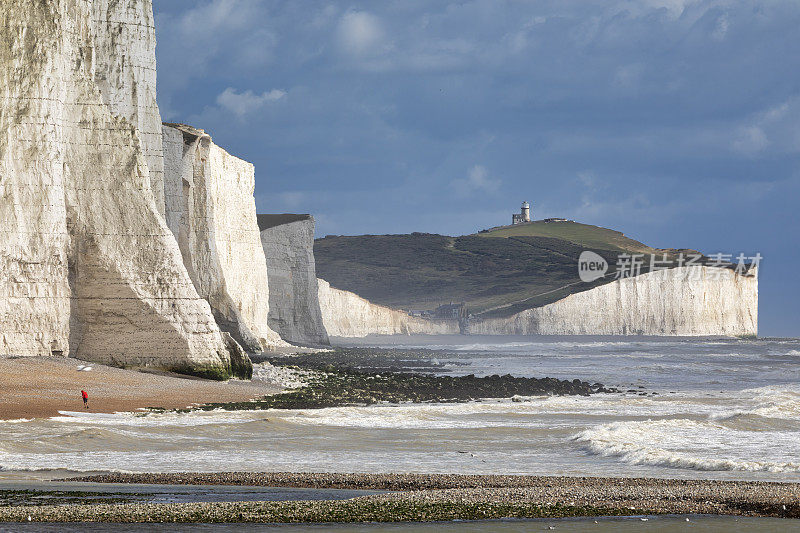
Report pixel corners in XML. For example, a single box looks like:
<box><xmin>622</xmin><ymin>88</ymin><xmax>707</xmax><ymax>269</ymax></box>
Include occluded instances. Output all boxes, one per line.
<box><xmin>624</xmin><ymin>0</ymin><xmax>697</xmax><ymax>19</ymax></box>
<box><xmin>733</xmin><ymin>98</ymin><xmax>800</xmax><ymax>156</ymax></box>
<box><xmin>732</xmin><ymin>126</ymin><xmax>768</xmax><ymax>156</ymax></box>
<box><xmin>155</xmin><ymin>0</ymin><xmax>276</xmax><ymax>97</ymax></box>
<box><xmin>216</xmin><ymin>88</ymin><xmax>286</xmax><ymax>117</ymax></box>
<box><xmin>451</xmin><ymin>165</ymin><xmax>500</xmax><ymax>197</ymax></box>
<box><xmin>578</xmin><ymin>171</ymin><xmax>599</xmax><ymax>190</ymax></box>
<box><xmin>712</xmin><ymin>13</ymin><xmax>729</xmax><ymax>41</ymax></box>
<box><xmin>337</xmin><ymin>11</ymin><xmax>385</xmax><ymax>56</ymax></box>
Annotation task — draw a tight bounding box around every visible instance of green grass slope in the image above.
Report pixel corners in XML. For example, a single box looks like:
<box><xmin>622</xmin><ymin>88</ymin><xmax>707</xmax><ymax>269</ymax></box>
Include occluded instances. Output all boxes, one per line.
<box><xmin>314</xmin><ymin>221</ymin><xmax>671</xmax><ymax>318</ymax></box>
<box><xmin>477</xmin><ymin>220</ymin><xmax>654</xmax><ymax>253</ymax></box>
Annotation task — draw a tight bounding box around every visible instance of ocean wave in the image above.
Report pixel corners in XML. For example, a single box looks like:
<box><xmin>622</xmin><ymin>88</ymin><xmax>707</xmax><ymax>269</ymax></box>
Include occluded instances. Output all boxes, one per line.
<box><xmin>49</xmin><ymin>410</ymin><xmax>268</xmax><ymax>427</ymax></box>
<box><xmin>574</xmin><ymin>419</ymin><xmax>800</xmax><ymax>473</ymax></box>
<box><xmin>395</xmin><ymin>340</ymin><xmax>681</xmax><ymax>355</ymax></box>
<box><xmin>710</xmin><ymin>386</ymin><xmax>800</xmax><ymax>422</ymax></box>
<box><xmin>279</xmin><ymin>396</ymin><xmax>701</xmax><ymax>429</ymax></box>
<box><xmin>0</xmin><ymin>450</ymin><xmax>211</xmax><ymax>474</ymax></box>
<box><xmin>0</xmin><ymin>418</ymin><xmax>32</xmax><ymax>424</ymax></box>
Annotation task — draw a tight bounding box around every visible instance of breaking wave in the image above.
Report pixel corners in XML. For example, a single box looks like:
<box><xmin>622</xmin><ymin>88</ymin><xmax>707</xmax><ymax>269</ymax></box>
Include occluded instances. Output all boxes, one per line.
<box><xmin>574</xmin><ymin>418</ymin><xmax>800</xmax><ymax>473</ymax></box>
<box><xmin>48</xmin><ymin>410</ymin><xmax>268</xmax><ymax>427</ymax></box>
<box><xmin>280</xmin><ymin>394</ymin><xmax>713</xmax><ymax>429</ymax></box>
<box><xmin>709</xmin><ymin>386</ymin><xmax>800</xmax><ymax>422</ymax></box>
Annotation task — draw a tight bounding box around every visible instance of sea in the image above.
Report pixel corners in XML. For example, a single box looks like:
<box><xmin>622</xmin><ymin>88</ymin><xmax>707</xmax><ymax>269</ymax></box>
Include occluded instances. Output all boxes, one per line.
<box><xmin>1</xmin><ymin>335</ymin><xmax>798</xmax><ymax>482</ymax></box>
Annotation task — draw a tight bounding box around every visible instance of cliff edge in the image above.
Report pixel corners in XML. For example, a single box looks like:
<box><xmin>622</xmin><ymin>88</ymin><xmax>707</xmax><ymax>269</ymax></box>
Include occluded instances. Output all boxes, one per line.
<box><xmin>317</xmin><ymin>280</ymin><xmax>459</xmax><ymax>338</ymax></box>
<box><xmin>258</xmin><ymin>215</ymin><xmax>330</xmax><ymax>347</ymax></box>
<box><xmin>0</xmin><ymin>0</ymin><xmax>245</xmax><ymax>377</ymax></box>
<box><xmin>162</xmin><ymin>124</ymin><xmax>285</xmax><ymax>352</ymax></box>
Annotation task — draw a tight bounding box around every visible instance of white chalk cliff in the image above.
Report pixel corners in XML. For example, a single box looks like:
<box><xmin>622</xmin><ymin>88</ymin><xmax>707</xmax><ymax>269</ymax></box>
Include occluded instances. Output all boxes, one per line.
<box><xmin>0</xmin><ymin>0</ymin><xmax>251</xmax><ymax>377</ymax></box>
<box><xmin>468</xmin><ymin>266</ymin><xmax>758</xmax><ymax>336</ymax></box>
<box><xmin>258</xmin><ymin>215</ymin><xmax>329</xmax><ymax>347</ymax></box>
<box><xmin>162</xmin><ymin>124</ymin><xmax>285</xmax><ymax>352</ymax></box>
<box><xmin>317</xmin><ymin>279</ymin><xmax>460</xmax><ymax>337</ymax></box>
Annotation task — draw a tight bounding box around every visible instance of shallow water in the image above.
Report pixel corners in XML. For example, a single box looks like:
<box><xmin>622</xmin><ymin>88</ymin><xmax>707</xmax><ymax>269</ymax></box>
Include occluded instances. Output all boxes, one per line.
<box><xmin>1</xmin><ymin>336</ymin><xmax>799</xmax><ymax>481</ymax></box>
<box><xmin>0</xmin><ymin>480</ymin><xmax>380</xmax><ymax>504</ymax></box>
<box><xmin>2</xmin><ymin>516</ymin><xmax>799</xmax><ymax>532</ymax></box>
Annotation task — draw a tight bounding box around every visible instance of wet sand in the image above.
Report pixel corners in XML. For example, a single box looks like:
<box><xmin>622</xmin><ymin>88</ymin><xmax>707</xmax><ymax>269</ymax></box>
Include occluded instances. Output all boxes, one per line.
<box><xmin>0</xmin><ymin>357</ymin><xmax>281</xmax><ymax>420</ymax></box>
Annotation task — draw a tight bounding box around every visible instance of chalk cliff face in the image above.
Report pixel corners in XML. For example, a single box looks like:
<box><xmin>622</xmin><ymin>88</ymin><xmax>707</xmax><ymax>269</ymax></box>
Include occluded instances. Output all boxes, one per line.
<box><xmin>91</xmin><ymin>0</ymin><xmax>165</xmax><ymax>216</ymax></box>
<box><xmin>0</xmin><ymin>0</ymin><xmax>72</xmax><ymax>357</ymax></box>
<box><xmin>468</xmin><ymin>266</ymin><xmax>758</xmax><ymax>336</ymax></box>
<box><xmin>162</xmin><ymin>124</ymin><xmax>284</xmax><ymax>352</ymax></box>
<box><xmin>258</xmin><ymin>215</ymin><xmax>329</xmax><ymax>346</ymax></box>
<box><xmin>1</xmin><ymin>0</ymin><xmax>236</xmax><ymax>377</ymax></box>
<box><xmin>318</xmin><ymin>279</ymin><xmax>460</xmax><ymax>337</ymax></box>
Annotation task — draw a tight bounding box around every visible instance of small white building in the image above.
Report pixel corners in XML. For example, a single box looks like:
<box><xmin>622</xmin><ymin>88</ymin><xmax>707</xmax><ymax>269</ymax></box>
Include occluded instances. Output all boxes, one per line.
<box><xmin>512</xmin><ymin>201</ymin><xmax>531</xmax><ymax>225</ymax></box>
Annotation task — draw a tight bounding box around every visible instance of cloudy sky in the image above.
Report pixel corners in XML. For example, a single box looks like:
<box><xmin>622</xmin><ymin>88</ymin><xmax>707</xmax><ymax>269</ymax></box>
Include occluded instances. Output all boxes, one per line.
<box><xmin>153</xmin><ymin>0</ymin><xmax>800</xmax><ymax>336</ymax></box>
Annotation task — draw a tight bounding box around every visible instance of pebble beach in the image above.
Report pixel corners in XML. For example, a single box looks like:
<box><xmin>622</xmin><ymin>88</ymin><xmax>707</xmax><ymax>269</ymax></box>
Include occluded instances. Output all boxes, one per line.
<box><xmin>0</xmin><ymin>473</ymin><xmax>789</xmax><ymax>523</ymax></box>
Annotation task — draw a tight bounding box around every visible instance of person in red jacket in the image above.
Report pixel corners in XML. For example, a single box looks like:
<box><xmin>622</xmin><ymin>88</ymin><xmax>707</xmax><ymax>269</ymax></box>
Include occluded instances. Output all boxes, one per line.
<box><xmin>81</xmin><ymin>390</ymin><xmax>89</xmax><ymax>409</ymax></box>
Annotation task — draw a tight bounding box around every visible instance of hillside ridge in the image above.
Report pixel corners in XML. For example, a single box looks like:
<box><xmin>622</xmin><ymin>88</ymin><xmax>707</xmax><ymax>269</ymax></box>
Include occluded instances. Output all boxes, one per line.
<box><xmin>314</xmin><ymin>221</ymin><xmax>688</xmax><ymax>318</ymax></box>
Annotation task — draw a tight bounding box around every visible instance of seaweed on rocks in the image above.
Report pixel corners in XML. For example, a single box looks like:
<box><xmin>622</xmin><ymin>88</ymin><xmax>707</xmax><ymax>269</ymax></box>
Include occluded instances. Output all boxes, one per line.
<box><xmin>185</xmin><ymin>348</ymin><xmax>609</xmax><ymax>412</ymax></box>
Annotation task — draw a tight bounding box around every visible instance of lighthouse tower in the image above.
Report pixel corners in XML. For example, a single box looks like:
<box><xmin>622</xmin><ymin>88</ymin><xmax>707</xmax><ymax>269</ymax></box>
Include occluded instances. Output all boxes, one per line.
<box><xmin>521</xmin><ymin>201</ymin><xmax>531</xmax><ymax>222</ymax></box>
<box><xmin>512</xmin><ymin>201</ymin><xmax>532</xmax><ymax>225</ymax></box>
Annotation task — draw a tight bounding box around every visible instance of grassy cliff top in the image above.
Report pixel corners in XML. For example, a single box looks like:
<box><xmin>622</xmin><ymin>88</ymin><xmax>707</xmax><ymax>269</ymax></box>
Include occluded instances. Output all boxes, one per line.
<box><xmin>476</xmin><ymin>220</ymin><xmax>654</xmax><ymax>254</ymax></box>
<box><xmin>314</xmin><ymin>219</ymin><xmax>674</xmax><ymax>317</ymax></box>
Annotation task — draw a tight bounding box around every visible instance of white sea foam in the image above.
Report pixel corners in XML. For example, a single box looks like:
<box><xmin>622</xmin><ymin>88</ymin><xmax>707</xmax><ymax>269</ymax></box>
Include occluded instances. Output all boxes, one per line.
<box><xmin>279</xmin><ymin>395</ymin><xmax>715</xmax><ymax>429</ymax></box>
<box><xmin>404</xmin><ymin>340</ymin><xmax>663</xmax><ymax>353</ymax></box>
<box><xmin>49</xmin><ymin>410</ymin><xmax>267</xmax><ymax>427</ymax></box>
<box><xmin>709</xmin><ymin>386</ymin><xmax>800</xmax><ymax>421</ymax></box>
<box><xmin>574</xmin><ymin>419</ymin><xmax>800</xmax><ymax>473</ymax></box>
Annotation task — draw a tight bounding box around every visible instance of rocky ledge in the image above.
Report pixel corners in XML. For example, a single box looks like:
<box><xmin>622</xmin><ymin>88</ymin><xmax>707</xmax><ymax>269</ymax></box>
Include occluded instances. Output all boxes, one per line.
<box><xmin>180</xmin><ymin>348</ymin><xmax>610</xmax><ymax>411</ymax></box>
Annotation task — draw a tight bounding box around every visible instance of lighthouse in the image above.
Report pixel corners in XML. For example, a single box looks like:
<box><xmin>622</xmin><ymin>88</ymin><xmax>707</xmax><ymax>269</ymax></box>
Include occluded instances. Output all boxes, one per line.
<box><xmin>521</xmin><ymin>201</ymin><xmax>531</xmax><ymax>222</ymax></box>
<box><xmin>512</xmin><ymin>201</ymin><xmax>531</xmax><ymax>225</ymax></box>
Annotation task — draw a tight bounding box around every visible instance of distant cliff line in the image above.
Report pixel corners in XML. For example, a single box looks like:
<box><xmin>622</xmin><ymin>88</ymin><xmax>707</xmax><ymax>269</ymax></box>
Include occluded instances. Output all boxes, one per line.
<box><xmin>310</xmin><ymin>224</ymin><xmax>758</xmax><ymax>338</ymax></box>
